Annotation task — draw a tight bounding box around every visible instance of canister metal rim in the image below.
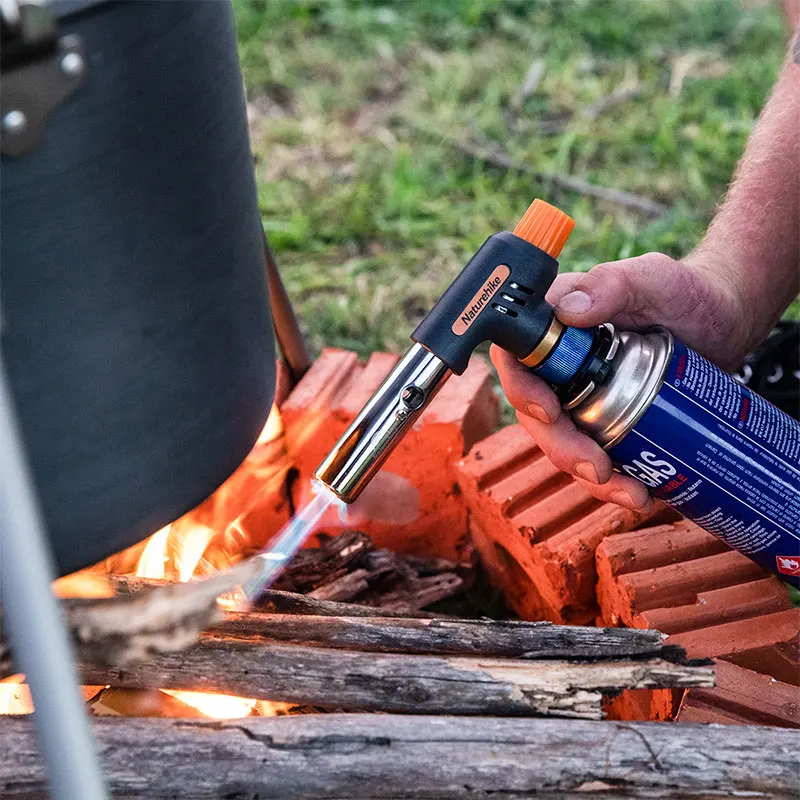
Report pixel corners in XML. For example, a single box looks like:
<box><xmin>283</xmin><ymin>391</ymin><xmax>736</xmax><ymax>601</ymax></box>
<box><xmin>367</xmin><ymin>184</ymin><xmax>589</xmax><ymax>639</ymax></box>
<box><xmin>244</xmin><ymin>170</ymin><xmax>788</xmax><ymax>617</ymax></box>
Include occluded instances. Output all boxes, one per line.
<box><xmin>601</xmin><ymin>326</ymin><xmax>674</xmax><ymax>450</ymax></box>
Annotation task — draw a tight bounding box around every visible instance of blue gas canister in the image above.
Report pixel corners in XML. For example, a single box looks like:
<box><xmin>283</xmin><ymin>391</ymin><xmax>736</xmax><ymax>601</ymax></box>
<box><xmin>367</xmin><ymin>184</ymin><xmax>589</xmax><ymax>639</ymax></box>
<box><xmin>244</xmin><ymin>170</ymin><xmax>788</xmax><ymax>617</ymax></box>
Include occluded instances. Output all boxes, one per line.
<box><xmin>559</xmin><ymin>326</ymin><xmax>800</xmax><ymax>587</ymax></box>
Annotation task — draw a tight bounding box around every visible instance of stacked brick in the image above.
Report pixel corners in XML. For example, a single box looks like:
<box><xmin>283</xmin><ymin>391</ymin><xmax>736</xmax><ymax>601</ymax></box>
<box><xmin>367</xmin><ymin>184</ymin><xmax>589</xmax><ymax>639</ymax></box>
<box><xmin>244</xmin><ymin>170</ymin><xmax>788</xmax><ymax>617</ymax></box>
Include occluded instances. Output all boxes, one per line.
<box><xmin>454</xmin><ymin>424</ymin><xmax>660</xmax><ymax>624</ymax></box>
<box><xmin>677</xmin><ymin>660</ymin><xmax>798</xmax><ymax>727</ymax></box>
<box><xmin>595</xmin><ymin>519</ymin><xmax>797</xmax><ymax>723</ymax></box>
<box><xmin>281</xmin><ymin>348</ymin><xmax>500</xmax><ymax>560</ymax></box>
<box><xmin>221</xmin><ymin>349</ymin><xmax>796</xmax><ymax>730</ymax></box>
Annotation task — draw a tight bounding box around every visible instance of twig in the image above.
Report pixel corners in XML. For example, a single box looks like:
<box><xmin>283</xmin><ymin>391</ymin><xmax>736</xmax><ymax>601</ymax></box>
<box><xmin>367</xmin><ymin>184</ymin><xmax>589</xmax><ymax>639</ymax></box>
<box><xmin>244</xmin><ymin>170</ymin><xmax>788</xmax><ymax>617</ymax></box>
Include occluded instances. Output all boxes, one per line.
<box><xmin>1</xmin><ymin>557</ymin><xmax>263</xmax><ymax>676</ymax></box>
<box><xmin>399</xmin><ymin>116</ymin><xmax>666</xmax><ymax>217</ymax></box>
<box><xmin>212</xmin><ymin>613</ymin><xmax>675</xmax><ymax>660</ymax></box>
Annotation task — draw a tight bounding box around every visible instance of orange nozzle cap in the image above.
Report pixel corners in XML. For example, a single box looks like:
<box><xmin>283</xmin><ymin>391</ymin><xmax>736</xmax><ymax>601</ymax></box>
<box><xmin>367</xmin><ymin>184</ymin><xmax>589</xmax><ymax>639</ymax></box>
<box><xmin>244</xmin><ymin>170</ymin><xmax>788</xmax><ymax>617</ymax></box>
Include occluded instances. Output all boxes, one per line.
<box><xmin>512</xmin><ymin>199</ymin><xmax>575</xmax><ymax>258</ymax></box>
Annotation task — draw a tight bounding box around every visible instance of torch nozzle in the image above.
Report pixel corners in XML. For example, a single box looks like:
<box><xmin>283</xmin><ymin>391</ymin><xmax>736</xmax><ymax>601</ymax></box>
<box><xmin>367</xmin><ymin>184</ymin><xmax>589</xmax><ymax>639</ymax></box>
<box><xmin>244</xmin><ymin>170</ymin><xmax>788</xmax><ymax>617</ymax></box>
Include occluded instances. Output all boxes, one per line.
<box><xmin>314</xmin><ymin>344</ymin><xmax>450</xmax><ymax>504</ymax></box>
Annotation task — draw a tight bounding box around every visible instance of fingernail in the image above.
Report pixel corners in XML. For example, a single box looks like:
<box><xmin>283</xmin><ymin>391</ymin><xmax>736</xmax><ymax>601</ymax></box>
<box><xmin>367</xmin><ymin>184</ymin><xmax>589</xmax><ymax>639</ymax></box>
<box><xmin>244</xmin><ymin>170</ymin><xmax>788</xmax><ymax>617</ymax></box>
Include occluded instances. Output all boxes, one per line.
<box><xmin>526</xmin><ymin>402</ymin><xmax>550</xmax><ymax>423</ymax></box>
<box><xmin>575</xmin><ymin>462</ymin><xmax>599</xmax><ymax>484</ymax></box>
<box><xmin>611</xmin><ymin>490</ymin><xmax>650</xmax><ymax>510</ymax></box>
<box><xmin>557</xmin><ymin>290</ymin><xmax>592</xmax><ymax>314</ymax></box>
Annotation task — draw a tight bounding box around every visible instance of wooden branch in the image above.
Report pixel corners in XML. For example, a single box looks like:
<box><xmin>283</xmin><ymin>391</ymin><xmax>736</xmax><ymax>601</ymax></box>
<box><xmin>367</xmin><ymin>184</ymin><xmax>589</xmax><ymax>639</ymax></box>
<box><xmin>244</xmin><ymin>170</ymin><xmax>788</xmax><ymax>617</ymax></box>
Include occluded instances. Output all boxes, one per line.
<box><xmin>307</xmin><ymin>568</ymin><xmax>372</xmax><ymax>601</ymax></box>
<box><xmin>400</xmin><ymin>115</ymin><xmax>666</xmax><ymax>217</ymax></box>
<box><xmin>0</xmin><ymin>559</ymin><xmax>263</xmax><ymax>678</ymax></box>
<box><xmin>213</xmin><ymin>613</ymin><xmax>673</xmax><ymax>659</ymax></box>
<box><xmin>113</xmin><ymin>579</ymin><xmax>443</xmax><ymax>617</ymax></box>
<box><xmin>76</xmin><ymin>636</ymin><xmax>713</xmax><ymax>719</ymax></box>
<box><xmin>252</xmin><ymin>588</ymin><xmax>440</xmax><ymax>618</ymax></box>
<box><xmin>1</xmin><ymin>584</ymin><xmax>685</xmax><ymax>681</ymax></box>
<box><xmin>3</xmin><ymin>714</ymin><xmax>797</xmax><ymax>798</ymax></box>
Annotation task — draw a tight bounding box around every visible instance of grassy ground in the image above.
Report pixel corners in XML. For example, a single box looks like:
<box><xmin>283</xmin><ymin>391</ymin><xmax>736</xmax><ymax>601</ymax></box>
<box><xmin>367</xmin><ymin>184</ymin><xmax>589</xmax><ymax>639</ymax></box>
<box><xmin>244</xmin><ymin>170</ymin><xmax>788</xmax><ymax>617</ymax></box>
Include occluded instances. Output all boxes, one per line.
<box><xmin>233</xmin><ymin>0</ymin><xmax>794</xmax><ymax>367</ymax></box>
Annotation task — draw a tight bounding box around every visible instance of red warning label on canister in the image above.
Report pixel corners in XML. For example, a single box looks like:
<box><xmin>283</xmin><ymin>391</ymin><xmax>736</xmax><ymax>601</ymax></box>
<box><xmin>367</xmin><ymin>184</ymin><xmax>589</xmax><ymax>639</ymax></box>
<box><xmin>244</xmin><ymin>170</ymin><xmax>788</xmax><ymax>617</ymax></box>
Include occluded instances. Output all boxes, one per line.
<box><xmin>776</xmin><ymin>556</ymin><xmax>800</xmax><ymax>577</ymax></box>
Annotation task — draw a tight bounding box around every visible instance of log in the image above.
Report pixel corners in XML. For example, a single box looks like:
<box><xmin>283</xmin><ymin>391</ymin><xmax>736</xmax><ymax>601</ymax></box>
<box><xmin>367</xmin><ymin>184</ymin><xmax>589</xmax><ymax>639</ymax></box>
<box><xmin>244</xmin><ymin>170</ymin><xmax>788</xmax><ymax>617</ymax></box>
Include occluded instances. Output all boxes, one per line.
<box><xmin>77</xmin><ymin>636</ymin><xmax>713</xmax><ymax>719</ymax></box>
<box><xmin>2</xmin><ymin>714</ymin><xmax>797</xmax><ymax>798</ymax></box>
<box><xmin>112</xmin><ymin>578</ymin><xmax>441</xmax><ymax>618</ymax></box>
<box><xmin>253</xmin><ymin>588</ymin><xmax>440</xmax><ymax>618</ymax></box>
<box><xmin>213</xmin><ymin>613</ymin><xmax>673</xmax><ymax>659</ymax></box>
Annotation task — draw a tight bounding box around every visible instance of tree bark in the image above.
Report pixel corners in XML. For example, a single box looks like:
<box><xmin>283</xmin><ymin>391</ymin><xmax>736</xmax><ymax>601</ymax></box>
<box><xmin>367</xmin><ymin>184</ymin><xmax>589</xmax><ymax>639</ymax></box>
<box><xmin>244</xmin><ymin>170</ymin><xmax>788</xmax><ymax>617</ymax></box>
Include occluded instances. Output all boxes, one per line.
<box><xmin>2</xmin><ymin>714</ymin><xmax>796</xmax><ymax>799</ymax></box>
<box><xmin>213</xmin><ymin>613</ymin><xmax>672</xmax><ymax>659</ymax></box>
<box><xmin>76</xmin><ymin>636</ymin><xmax>713</xmax><ymax>719</ymax></box>
<box><xmin>112</xmin><ymin>580</ymin><xmax>441</xmax><ymax>618</ymax></box>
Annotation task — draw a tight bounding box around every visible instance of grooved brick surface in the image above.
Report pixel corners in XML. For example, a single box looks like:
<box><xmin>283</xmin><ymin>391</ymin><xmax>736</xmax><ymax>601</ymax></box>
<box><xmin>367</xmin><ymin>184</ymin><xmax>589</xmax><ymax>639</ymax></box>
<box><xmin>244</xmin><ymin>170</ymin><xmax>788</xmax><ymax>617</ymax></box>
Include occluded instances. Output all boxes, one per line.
<box><xmin>637</xmin><ymin>578</ymin><xmax>793</xmax><ymax>635</ymax></box>
<box><xmin>670</xmin><ymin>608</ymin><xmax>799</xmax><ymax>685</ymax></box>
<box><xmin>455</xmin><ymin>424</ymin><xmax>659</xmax><ymax>623</ymax></box>
<box><xmin>596</xmin><ymin>521</ymin><xmax>795</xmax><ymax>722</ymax></box>
<box><xmin>283</xmin><ymin>348</ymin><xmax>499</xmax><ymax>559</ymax></box>
<box><xmin>677</xmin><ymin>660</ymin><xmax>799</xmax><ymax>728</ymax></box>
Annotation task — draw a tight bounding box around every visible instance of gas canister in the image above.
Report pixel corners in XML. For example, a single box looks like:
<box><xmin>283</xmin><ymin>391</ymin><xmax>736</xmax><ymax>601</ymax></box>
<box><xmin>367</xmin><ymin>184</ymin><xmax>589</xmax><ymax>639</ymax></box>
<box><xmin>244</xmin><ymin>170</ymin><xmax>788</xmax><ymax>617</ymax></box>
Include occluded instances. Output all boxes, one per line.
<box><xmin>566</xmin><ymin>326</ymin><xmax>800</xmax><ymax>586</ymax></box>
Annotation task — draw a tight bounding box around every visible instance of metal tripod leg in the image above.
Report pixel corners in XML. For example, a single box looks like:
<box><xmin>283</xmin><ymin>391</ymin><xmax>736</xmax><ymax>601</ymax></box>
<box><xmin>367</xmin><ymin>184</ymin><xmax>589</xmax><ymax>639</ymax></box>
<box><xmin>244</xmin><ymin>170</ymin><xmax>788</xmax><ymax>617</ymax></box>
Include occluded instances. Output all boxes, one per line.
<box><xmin>0</xmin><ymin>359</ymin><xmax>108</xmax><ymax>800</ymax></box>
<box><xmin>264</xmin><ymin>233</ymin><xmax>312</xmax><ymax>385</ymax></box>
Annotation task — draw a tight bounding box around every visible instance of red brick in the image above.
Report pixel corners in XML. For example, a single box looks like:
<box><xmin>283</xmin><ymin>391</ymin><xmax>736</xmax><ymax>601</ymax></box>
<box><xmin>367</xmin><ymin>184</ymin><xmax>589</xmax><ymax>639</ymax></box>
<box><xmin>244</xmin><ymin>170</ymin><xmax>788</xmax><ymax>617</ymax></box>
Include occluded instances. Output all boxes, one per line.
<box><xmin>677</xmin><ymin>660</ymin><xmax>799</xmax><ymax>728</ymax></box>
<box><xmin>455</xmin><ymin>424</ymin><xmax>658</xmax><ymax>623</ymax></box>
<box><xmin>608</xmin><ymin>550</ymin><xmax>765</xmax><ymax>628</ymax></box>
<box><xmin>608</xmin><ymin>607</ymin><xmax>799</xmax><ymax>722</ymax></box>
<box><xmin>284</xmin><ymin>348</ymin><xmax>499</xmax><ymax>560</ymax></box>
<box><xmin>596</xmin><ymin>522</ymin><xmax>729</xmax><ymax>626</ymax></box>
<box><xmin>636</xmin><ymin>578</ymin><xmax>792</xmax><ymax>635</ymax></box>
<box><xmin>603</xmin><ymin>689</ymin><xmax>682</xmax><ymax>722</ymax></box>
<box><xmin>670</xmin><ymin>608</ymin><xmax>800</xmax><ymax>685</ymax></box>
<box><xmin>595</xmin><ymin>521</ymin><xmax>794</xmax><ymax>722</ymax></box>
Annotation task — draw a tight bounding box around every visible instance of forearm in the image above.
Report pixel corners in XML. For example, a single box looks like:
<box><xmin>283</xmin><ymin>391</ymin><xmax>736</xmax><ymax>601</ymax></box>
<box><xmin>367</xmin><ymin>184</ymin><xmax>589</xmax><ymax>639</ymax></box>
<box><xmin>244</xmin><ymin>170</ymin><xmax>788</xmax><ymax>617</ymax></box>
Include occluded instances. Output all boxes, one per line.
<box><xmin>687</xmin><ymin>41</ymin><xmax>799</xmax><ymax>353</ymax></box>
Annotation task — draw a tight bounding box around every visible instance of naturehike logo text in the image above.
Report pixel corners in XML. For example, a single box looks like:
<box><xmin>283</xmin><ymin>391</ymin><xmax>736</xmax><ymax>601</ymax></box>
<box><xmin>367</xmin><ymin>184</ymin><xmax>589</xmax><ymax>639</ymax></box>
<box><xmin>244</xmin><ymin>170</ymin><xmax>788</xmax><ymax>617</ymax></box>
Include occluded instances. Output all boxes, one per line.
<box><xmin>451</xmin><ymin>264</ymin><xmax>510</xmax><ymax>335</ymax></box>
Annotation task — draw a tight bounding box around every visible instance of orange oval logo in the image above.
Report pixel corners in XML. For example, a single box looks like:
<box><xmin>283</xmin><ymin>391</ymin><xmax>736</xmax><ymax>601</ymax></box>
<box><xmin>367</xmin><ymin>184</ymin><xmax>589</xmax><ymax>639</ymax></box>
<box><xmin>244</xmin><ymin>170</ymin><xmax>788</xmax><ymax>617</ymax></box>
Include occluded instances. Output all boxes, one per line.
<box><xmin>451</xmin><ymin>264</ymin><xmax>511</xmax><ymax>335</ymax></box>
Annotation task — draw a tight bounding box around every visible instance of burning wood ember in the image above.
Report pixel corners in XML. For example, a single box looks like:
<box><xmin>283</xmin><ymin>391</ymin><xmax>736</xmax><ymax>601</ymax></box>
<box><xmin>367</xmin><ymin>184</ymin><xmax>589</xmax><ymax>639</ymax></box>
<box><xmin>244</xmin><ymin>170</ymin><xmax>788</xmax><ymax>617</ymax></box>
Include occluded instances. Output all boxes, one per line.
<box><xmin>264</xmin><ymin>530</ymin><xmax>472</xmax><ymax>611</ymax></box>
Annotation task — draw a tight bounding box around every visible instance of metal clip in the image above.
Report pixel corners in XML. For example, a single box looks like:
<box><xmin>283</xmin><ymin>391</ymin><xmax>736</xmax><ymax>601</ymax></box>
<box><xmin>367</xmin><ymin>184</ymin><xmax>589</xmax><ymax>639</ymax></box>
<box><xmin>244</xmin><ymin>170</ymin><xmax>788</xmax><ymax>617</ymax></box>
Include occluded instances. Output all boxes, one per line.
<box><xmin>1</xmin><ymin>2</ymin><xmax>86</xmax><ymax>157</ymax></box>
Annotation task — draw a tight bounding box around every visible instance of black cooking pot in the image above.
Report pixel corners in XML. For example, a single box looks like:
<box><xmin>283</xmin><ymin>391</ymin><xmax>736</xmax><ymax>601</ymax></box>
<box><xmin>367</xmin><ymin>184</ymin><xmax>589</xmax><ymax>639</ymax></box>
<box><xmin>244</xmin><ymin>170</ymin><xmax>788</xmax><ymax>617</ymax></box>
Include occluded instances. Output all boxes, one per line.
<box><xmin>1</xmin><ymin>0</ymin><xmax>276</xmax><ymax>575</ymax></box>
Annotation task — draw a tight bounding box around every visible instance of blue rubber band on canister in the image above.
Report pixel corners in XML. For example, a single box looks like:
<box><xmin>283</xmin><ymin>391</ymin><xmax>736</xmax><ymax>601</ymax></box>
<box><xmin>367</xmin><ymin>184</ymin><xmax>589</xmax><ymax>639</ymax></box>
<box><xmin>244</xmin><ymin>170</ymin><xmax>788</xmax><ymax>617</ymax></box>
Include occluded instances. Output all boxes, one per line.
<box><xmin>534</xmin><ymin>326</ymin><xmax>593</xmax><ymax>385</ymax></box>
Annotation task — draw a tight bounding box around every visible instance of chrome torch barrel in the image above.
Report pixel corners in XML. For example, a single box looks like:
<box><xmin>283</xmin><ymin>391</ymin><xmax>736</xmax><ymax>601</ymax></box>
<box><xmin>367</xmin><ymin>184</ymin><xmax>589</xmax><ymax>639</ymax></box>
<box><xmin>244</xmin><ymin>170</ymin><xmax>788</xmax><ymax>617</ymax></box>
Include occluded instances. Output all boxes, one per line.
<box><xmin>314</xmin><ymin>344</ymin><xmax>450</xmax><ymax>503</ymax></box>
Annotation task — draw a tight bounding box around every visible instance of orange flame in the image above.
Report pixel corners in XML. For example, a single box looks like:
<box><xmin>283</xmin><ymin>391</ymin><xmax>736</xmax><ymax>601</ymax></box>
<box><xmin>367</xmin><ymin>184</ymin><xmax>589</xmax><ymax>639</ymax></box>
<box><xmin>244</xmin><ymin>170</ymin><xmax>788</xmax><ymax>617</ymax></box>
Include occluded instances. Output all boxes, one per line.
<box><xmin>126</xmin><ymin>404</ymin><xmax>288</xmax><ymax>717</ymax></box>
<box><xmin>0</xmin><ymin>403</ymin><xmax>290</xmax><ymax>719</ymax></box>
<box><xmin>0</xmin><ymin>676</ymin><xmax>33</xmax><ymax>715</ymax></box>
<box><xmin>161</xmin><ymin>690</ymin><xmax>257</xmax><ymax>719</ymax></box>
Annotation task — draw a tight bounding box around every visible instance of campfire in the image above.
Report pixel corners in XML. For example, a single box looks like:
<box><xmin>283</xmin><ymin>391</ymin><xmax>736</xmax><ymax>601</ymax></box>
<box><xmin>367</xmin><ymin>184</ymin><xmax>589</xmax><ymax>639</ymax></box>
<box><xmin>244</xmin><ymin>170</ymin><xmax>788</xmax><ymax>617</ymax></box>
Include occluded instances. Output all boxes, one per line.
<box><xmin>0</xmin><ymin>376</ymin><xmax>474</xmax><ymax>722</ymax></box>
<box><xmin>1</xmin><ymin>399</ymin><xmax>291</xmax><ymax>719</ymax></box>
<box><xmin>1</xmin><ymin>350</ymin><xmax>795</xmax><ymax>798</ymax></box>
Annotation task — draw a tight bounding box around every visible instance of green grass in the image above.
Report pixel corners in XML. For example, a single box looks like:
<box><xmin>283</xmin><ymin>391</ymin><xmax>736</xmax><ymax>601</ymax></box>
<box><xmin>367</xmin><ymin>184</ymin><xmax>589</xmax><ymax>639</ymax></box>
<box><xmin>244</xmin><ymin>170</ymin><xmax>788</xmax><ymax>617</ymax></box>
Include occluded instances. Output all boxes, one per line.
<box><xmin>233</xmin><ymin>0</ymin><xmax>795</xmax><ymax>361</ymax></box>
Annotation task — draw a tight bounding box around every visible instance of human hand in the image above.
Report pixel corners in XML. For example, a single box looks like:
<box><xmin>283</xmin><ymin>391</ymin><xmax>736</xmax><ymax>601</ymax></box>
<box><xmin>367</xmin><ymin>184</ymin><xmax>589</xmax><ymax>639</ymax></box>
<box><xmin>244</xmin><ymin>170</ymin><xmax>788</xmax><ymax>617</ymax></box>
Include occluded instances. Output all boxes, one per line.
<box><xmin>491</xmin><ymin>252</ymin><xmax>750</xmax><ymax>511</ymax></box>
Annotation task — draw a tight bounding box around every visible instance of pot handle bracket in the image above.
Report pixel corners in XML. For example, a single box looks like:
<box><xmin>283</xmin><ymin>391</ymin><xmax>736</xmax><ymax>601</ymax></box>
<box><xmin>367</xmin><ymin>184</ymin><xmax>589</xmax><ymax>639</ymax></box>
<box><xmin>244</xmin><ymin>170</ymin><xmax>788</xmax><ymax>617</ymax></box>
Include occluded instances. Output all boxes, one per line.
<box><xmin>1</xmin><ymin>0</ymin><xmax>87</xmax><ymax>158</ymax></box>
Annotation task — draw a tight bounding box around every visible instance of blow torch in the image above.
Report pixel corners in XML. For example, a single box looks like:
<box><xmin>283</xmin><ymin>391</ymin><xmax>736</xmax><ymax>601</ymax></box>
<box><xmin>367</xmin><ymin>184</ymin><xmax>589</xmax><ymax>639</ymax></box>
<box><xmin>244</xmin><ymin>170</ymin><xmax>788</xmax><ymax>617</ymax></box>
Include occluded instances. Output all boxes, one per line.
<box><xmin>315</xmin><ymin>199</ymin><xmax>800</xmax><ymax>587</ymax></box>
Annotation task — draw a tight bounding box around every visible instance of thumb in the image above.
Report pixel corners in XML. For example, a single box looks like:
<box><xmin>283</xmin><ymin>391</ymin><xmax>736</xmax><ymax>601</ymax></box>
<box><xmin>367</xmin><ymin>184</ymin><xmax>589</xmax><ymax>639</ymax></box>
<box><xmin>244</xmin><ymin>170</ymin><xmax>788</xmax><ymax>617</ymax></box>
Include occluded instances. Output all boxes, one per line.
<box><xmin>553</xmin><ymin>253</ymin><xmax>677</xmax><ymax>328</ymax></box>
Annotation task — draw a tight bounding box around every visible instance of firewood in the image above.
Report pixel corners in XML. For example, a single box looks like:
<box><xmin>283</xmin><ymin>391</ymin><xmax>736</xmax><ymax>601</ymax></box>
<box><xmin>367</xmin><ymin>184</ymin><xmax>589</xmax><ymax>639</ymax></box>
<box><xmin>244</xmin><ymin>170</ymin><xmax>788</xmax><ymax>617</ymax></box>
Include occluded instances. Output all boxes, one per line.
<box><xmin>307</xmin><ymin>568</ymin><xmax>372</xmax><ymax>601</ymax></box>
<box><xmin>212</xmin><ymin>613</ymin><xmax>674</xmax><ymax>659</ymax></box>
<box><xmin>113</xmin><ymin>578</ymin><xmax>443</xmax><ymax>617</ymax></box>
<box><xmin>0</xmin><ymin>558</ymin><xmax>263</xmax><ymax>677</ymax></box>
<box><xmin>272</xmin><ymin>530</ymin><xmax>373</xmax><ymax>593</ymax></box>
<box><xmin>367</xmin><ymin>572</ymin><xmax>466</xmax><ymax>612</ymax></box>
<box><xmin>76</xmin><ymin>635</ymin><xmax>713</xmax><ymax>719</ymax></box>
<box><xmin>244</xmin><ymin>588</ymin><xmax>441</xmax><ymax>618</ymax></box>
<box><xmin>2</xmin><ymin>714</ymin><xmax>796</xmax><ymax>798</ymax></box>
<box><xmin>1</xmin><ymin>588</ymin><xmax>686</xmax><ymax>681</ymax></box>
<box><xmin>1</xmin><ymin>539</ymin><xmax>460</xmax><ymax>677</ymax></box>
